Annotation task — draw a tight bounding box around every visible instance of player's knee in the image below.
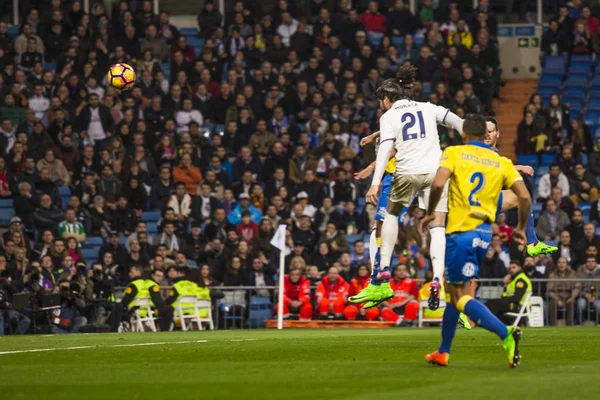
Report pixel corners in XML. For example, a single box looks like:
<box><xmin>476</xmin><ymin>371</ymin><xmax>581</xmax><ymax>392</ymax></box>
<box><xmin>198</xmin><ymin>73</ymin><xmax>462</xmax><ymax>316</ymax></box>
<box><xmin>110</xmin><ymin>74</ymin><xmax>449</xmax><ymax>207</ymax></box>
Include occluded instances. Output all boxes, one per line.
<box><xmin>318</xmin><ymin>299</ymin><xmax>329</xmax><ymax>313</ymax></box>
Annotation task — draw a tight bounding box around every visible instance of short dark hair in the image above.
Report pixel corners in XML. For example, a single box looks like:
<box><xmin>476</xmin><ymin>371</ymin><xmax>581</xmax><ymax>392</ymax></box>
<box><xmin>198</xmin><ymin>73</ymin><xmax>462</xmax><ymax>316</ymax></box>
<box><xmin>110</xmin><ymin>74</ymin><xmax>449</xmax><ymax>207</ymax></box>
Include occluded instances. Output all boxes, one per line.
<box><xmin>485</xmin><ymin>116</ymin><xmax>499</xmax><ymax>131</ymax></box>
<box><xmin>374</xmin><ymin>79</ymin><xmax>403</xmax><ymax>103</ymax></box>
<box><xmin>462</xmin><ymin>114</ymin><xmax>486</xmax><ymax>139</ymax></box>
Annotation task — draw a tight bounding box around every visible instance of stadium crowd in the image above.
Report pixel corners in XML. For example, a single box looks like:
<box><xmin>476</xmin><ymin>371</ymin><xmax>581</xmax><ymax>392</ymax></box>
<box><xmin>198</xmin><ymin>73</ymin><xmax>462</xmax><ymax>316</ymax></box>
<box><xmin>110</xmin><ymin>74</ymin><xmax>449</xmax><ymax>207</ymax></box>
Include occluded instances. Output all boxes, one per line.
<box><xmin>0</xmin><ymin>0</ymin><xmax>595</xmax><ymax>333</ymax></box>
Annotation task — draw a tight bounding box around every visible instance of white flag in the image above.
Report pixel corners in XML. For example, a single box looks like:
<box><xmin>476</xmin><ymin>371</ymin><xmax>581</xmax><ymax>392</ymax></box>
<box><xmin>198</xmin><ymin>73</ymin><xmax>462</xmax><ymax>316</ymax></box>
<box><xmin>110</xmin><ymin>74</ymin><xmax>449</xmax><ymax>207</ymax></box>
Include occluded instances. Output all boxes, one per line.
<box><xmin>270</xmin><ymin>224</ymin><xmax>287</xmax><ymax>251</ymax></box>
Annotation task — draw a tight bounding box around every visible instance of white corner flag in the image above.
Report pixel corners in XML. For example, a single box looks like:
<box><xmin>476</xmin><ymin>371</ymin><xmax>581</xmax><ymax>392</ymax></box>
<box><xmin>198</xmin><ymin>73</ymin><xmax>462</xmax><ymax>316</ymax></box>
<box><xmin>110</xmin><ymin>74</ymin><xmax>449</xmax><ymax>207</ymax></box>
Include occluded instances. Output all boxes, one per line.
<box><xmin>270</xmin><ymin>225</ymin><xmax>287</xmax><ymax>330</ymax></box>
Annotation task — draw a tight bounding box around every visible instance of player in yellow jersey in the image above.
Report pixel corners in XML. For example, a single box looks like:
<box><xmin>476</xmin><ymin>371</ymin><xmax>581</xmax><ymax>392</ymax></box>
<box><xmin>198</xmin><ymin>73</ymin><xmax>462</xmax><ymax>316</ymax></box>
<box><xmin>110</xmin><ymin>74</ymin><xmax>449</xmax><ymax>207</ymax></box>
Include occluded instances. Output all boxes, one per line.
<box><xmin>420</xmin><ymin>114</ymin><xmax>531</xmax><ymax>368</ymax></box>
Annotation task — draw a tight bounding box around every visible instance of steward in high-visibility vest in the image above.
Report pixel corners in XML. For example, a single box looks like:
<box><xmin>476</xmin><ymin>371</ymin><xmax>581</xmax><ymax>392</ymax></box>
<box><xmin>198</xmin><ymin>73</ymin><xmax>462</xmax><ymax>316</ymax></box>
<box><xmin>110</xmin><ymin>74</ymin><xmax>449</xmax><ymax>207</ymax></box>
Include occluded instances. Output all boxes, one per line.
<box><xmin>166</xmin><ymin>267</ymin><xmax>211</xmax><ymax>318</ymax></box>
<box><xmin>120</xmin><ymin>266</ymin><xmax>173</xmax><ymax>331</ymax></box>
<box><xmin>485</xmin><ymin>260</ymin><xmax>532</xmax><ymax>322</ymax></box>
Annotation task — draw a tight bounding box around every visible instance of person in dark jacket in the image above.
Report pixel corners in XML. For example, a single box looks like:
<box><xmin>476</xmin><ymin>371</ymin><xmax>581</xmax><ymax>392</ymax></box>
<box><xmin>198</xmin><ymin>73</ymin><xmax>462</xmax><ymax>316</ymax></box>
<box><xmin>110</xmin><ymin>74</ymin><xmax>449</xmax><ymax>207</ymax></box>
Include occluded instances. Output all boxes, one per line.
<box><xmin>13</xmin><ymin>182</ymin><xmax>38</xmax><ymax>227</ymax></box>
<box><xmin>328</xmin><ymin>169</ymin><xmax>355</xmax><ymax>205</ymax></box>
<box><xmin>97</xmin><ymin>165</ymin><xmax>123</xmax><ymax>207</ymax></box>
<box><xmin>150</xmin><ymin>166</ymin><xmax>174</xmax><ymax>210</ymax></box>
<box><xmin>197</xmin><ymin>1</ymin><xmax>222</xmax><ymax>38</ymax></box>
<box><xmin>98</xmin><ymin>232</ymin><xmax>129</xmax><ymax>267</ymax></box>
<box><xmin>76</xmin><ymin>93</ymin><xmax>114</xmax><ymax>150</ymax></box>
<box><xmin>542</xmin><ymin>19</ymin><xmax>569</xmax><ymax>56</ymax></box>
<box><xmin>33</xmin><ymin>194</ymin><xmax>64</xmax><ymax>232</ymax></box>
<box><xmin>569</xmin><ymin>163</ymin><xmax>598</xmax><ymax>206</ymax></box>
<box><xmin>480</xmin><ymin>246</ymin><xmax>508</xmax><ymax>278</ymax></box>
<box><xmin>387</xmin><ymin>0</ymin><xmax>417</xmax><ymax>37</ymax></box>
<box><xmin>111</xmin><ymin>196</ymin><xmax>137</xmax><ymax>236</ymax></box>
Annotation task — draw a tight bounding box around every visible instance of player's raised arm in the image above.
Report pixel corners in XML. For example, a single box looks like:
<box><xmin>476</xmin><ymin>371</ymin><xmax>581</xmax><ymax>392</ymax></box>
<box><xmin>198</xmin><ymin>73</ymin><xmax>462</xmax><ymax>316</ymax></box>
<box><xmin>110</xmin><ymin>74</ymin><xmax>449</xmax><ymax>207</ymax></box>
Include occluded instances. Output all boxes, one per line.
<box><xmin>435</xmin><ymin>105</ymin><xmax>464</xmax><ymax>133</ymax></box>
<box><xmin>360</xmin><ymin>131</ymin><xmax>380</xmax><ymax>147</ymax></box>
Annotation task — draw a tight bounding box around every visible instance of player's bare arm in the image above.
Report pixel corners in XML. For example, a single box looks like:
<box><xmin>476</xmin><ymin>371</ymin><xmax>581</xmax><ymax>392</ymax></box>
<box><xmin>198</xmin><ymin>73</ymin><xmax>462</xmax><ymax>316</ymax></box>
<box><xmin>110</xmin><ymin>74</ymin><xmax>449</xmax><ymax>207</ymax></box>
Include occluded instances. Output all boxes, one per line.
<box><xmin>420</xmin><ymin>167</ymin><xmax>451</xmax><ymax>233</ymax></box>
<box><xmin>514</xmin><ymin>165</ymin><xmax>534</xmax><ymax>176</ymax></box>
<box><xmin>509</xmin><ymin>179</ymin><xmax>532</xmax><ymax>244</ymax></box>
<box><xmin>360</xmin><ymin>131</ymin><xmax>380</xmax><ymax>147</ymax></box>
<box><xmin>355</xmin><ymin>150</ymin><xmax>397</xmax><ymax>180</ymax></box>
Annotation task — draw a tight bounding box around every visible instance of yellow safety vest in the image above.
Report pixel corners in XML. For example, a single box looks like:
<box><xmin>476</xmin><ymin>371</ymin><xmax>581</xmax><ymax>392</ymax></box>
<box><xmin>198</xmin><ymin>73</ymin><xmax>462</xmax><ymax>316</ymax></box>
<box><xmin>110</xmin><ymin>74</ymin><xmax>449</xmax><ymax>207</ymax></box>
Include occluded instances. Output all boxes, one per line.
<box><xmin>503</xmin><ymin>272</ymin><xmax>532</xmax><ymax>306</ymax></box>
<box><xmin>126</xmin><ymin>279</ymin><xmax>157</xmax><ymax>317</ymax></box>
<box><xmin>173</xmin><ymin>280</ymin><xmax>210</xmax><ymax>317</ymax></box>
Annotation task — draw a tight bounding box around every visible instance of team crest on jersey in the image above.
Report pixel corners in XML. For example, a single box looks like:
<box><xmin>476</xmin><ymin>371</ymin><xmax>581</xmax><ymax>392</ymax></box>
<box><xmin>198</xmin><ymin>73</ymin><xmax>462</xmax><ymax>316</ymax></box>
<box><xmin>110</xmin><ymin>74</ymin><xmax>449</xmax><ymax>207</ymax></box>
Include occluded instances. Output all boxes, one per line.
<box><xmin>462</xmin><ymin>262</ymin><xmax>476</xmax><ymax>278</ymax></box>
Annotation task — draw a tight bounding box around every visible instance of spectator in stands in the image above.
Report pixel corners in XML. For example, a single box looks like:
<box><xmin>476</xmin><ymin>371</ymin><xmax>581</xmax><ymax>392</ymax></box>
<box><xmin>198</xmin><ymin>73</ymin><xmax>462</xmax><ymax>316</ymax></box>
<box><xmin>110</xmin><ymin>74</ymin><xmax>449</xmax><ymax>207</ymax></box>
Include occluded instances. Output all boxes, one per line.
<box><xmin>538</xmin><ymin>163</ymin><xmax>571</xmax><ymax>202</ymax></box>
<box><xmin>570</xmin><ymin>118</ymin><xmax>593</xmax><ymax>156</ymax></box>
<box><xmin>280</xmin><ymin>267</ymin><xmax>312</xmax><ymax>320</ymax></box>
<box><xmin>33</xmin><ymin>193</ymin><xmax>64</xmax><ymax>233</ymax></box>
<box><xmin>572</xmin><ymin>20</ymin><xmax>592</xmax><ymax>54</ymax></box>
<box><xmin>345</xmin><ymin>264</ymin><xmax>379</xmax><ymax>321</ymax></box>
<box><xmin>36</xmin><ymin>149</ymin><xmax>69</xmax><ymax>187</ymax></box>
<box><xmin>566</xmin><ymin>209</ymin><xmax>585</xmax><ymax>244</ymax></box>
<box><xmin>172</xmin><ymin>154</ymin><xmax>202</xmax><ymax>195</ymax></box>
<box><xmin>380</xmin><ymin>263</ymin><xmax>419</xmax><ymax>327</ymax></box>
<box><xmin>569</xmin><ymin>163</ymin><xmax>598</xmax><ymax>206</ymax></box>
<box><xmin>316</xmin><ymin>265</ymin><xmax>349</xmax><ymax>320</ymax></box>
<box><xmin>166</xmin><ymin>182</ymin><xmax>191</xmax><ymax>223</ymax></box>
<box><xmin>548</xmin><ymin>257</ymin><xmax>580</xmax><ymax>325</ymax></box>
<box><xmin>329</xmin><ymin>169</ymin><xmax>356</xmax><ymax>206</ymax></box>
<box><xmin>547</xmin><ymin>94</ymin><xmax>570</xmax><ymax>131</ymax></box>
<box><xmin>228</xmin><ymin>193</ymin><xmax>262</xmax><ymax>226</ymax></box>
<box><xmin>577</xmin><ymin>256</ymin><xmax>600</xmax><ymax>323</ymax></box>
<box><xmin>57</xmin><ymin>208</ymin><xmax>86</xmax><ymax>243</ymax></box>
<box><xmin>537</xmin><ymin>199</ymin><xmax>570</xmax><ymax>241</ymax></box>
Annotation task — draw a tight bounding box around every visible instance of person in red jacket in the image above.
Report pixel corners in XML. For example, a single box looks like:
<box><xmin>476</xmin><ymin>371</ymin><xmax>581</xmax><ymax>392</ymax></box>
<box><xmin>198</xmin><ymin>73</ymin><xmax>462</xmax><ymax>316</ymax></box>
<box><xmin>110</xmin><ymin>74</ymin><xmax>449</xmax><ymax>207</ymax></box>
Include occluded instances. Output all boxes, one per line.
<box><xmin>279</xmin><ymin>267</ymin><xmax>313</xmax><ymax>320</ymax></box>
<box><xmin>316</xmin><ymin>266</ymin><xmax>350</xmax><ymax>319</ymax></box>
<box><xmin>358</xmin><ymin>1</ymin><xmax>387</xmax><ymax>38</ymax></box>
<box><xmin>380</xmin><ymin>264</ymin><xmax>419</xmax><ymax>326</ymax></box>
<box><xmin>344</xmin><ymin>264</ymin><xmax>380</xmax><ymax>321</ymax></box>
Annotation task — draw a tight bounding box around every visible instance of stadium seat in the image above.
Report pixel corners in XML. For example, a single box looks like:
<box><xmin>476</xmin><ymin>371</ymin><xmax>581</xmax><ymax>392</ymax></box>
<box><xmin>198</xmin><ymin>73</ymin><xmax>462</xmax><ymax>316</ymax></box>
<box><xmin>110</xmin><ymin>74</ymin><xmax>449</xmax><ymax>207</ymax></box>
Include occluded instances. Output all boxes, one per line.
<box><xmin>516</xmin><ymin>154</ymin><xmax>539</xmax><ymax>167</ymax></box>
<box><xmin>82</xmin><ymin>247</ymin><xmax>98</xmax><ymax>261</ymax></box>
<box><xmin>414</xmin><ymin>35</ymin><xmax>425</xmax><ymax>46</ymax></box>
<box><xmin>538</xmin><ymin>74</ymin><xmax>562</xmax><ymax>88</ymax></box>
<box><xmin>391</xmin><ymin>36</ymin><xmax>404</xmax><ymax>48</ymax></box>
<box><xmin>0</xmin><ymin>199</ymin><xmax>14</xmax><ymax>208</ymax></box>
<box><xmin>535</xmin><ymin>166</ymin><xmax>549</xmax><ymax>177</ymax></box>
<box><xmin>180</xmin><ymin>27</ymin><xmax>199</xmax><ymax>37</ymax></box>
<box><xmin>538</xmin><ymin>87</ymin><xmax>556</xmax><ymax>98</ymax></box>
<box><xmin>0</xmin><ymin>208</ymin><xmax>16</xmax><ymax>226</ymax></box>
<box><xmin>540</xmin><ymin>154</ymin><xmax>556</xmax><ymax>166</ymax></box>
<box><xmin>580</xmin><ymin>202</ymin><xmax>591</xmax><ymax>222</ymax></box>
<box><xmin>346</xmin><ymin>234</ymin><xmax>362</xmax><ymax>245</ymax></box>
<box><xmin>563</xmin><ymin>76</ymin><xmax>589</xmax><ymax>88</ymax></box>
<box><xmin>543</xmin><ymin>55</ymin><xmax>566</xmax><ymax>74</ymax></box>
<box><xmin>248</xmin><ymin>296</ymin><xmax>273</xmax><ymax>328</ymax></box>
<box><xmin>83</xmin><ymin>236</ymin><xmax>104</xmax><ymax>248</ymax></box>
<box><xmin>531</xmin><ymin>203</ymin><xmax>543</xmax><ymax>219</ymax></box>
<box><xmin>422</xmin><ymin>83</ymin><xmax>431</xmax><ymax>97</ymax></box>
<box><xmin>7</xmin><ymin>26</ymin><xmax>18</xmax><ymax>37</ymax></box>
<box><xmin>147</xmin><ymin>222</ymin><xmax>158</xmax><ymax>235</ymax></box>
<box><xmin>142</xmin><ymin>211</ymin><xmax>161</xmax><ymax>222</ymax></box>
<box><xmin>214</xmin><ymin>124</ymin><xmax>225</xmax><ymax>133</ymax></box>
<box><xmin>186</xmin><ymin>37</ymin><xmax>204</xmax><ymax>48</ymax></box>
<box><xmin>368</xmin><ymin>36</ymin><xmax>381</xmax><ymax>47</ymax></box>
<box><xmin>563</xmin><ymin>96</ymin><xmax>584</xmax><ymax>108</ymax></box>
<box><xmin>569</xmin><ymin>65</ymin><xmax>591</xmax><ymax>75</ymax></box>
<box><xmin>571</xmin><ymin>54</ymin><xmax>593</xmax><ymax>63</ymax></box>
<box><xmin>220</xmin><ymin>62</ymin><xmax>229</xmax><ymax>82</ymax></box>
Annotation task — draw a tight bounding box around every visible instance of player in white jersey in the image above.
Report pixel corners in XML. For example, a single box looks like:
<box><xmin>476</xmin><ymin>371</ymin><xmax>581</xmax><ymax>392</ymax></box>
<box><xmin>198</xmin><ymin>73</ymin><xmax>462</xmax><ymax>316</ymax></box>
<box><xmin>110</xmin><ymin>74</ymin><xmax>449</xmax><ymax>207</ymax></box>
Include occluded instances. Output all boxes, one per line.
<box><xmin>349</xmin><ymin>67</ymin><xmax>464</xmax><ymax>307</ymax></box>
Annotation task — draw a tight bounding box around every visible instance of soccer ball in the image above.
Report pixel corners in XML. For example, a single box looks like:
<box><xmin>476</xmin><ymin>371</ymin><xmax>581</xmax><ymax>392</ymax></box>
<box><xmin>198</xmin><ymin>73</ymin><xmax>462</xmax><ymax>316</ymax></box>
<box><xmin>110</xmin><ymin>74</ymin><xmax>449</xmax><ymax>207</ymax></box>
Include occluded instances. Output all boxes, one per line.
<box><xmin>107</xmin><ymin>63</ymin><xmax>136</xmax><ymax>90</ymax></box>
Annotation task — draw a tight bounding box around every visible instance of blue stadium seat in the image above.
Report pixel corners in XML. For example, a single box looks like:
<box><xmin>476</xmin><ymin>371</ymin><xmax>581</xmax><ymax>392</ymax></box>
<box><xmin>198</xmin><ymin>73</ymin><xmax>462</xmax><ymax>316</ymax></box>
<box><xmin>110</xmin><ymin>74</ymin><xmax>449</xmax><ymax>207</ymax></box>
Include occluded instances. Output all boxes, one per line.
<box><xmin>531</xmin><ymin>203</ymin><xmax>543</xmax><ymax>219</ymax></box>
<box><xmin>0</xmin><ymin>199</ymin><xmax>13</xmax><ymax>208</ymax></box>
<box><xmin>563</xmin><ymin>77</ymin><xmax>589</xmax><ymax>89</ymax></box>
<box><xmin>346</xmin><ymin>234</ymin><xmax>362</xmax><ymax>245</ymax></box>
<box><xmin>368</xmin><ymin>36</ymin><xmax>381</xmax><ymax>47</ymax></box>
<box><xmin>0</xmin><ymin>208</ymin><xmax>16</xmax><ymax>226</ymax></box>
<box><xmin>538</xmin><ymin>87</ymin><xmax>557</xmax><ymax>98</ymax></box>
<box><xmin>220</xmin><ymin>62</ymin><xmax>229</xmax><ymax>82</ymax></box>
<box><xmin>180</xmin><ymin>27</ymin><xmax>199</xmax><ymax>37</ymax></box>
<box><xmin>544</xmin><ymin>55</ymin><xmax>566</xmax><ymax>74</ymax></box>
<box><xmin>422</xmin><ymin>83</ymin><xmax>431</xmax><ymax>97</ymax></box>
<box><xmin>147</xmin><ymin>222</ymin><xmax>158</xmax><ymax>235</ymax></box>
<box><xmin>44</xmin><ymin>62</ymin><xmax>56</xmax><ymax>71</ymax></box>
<box><xmin>7</xmin><ymin>26</ymin><xmax>18</xmax><ymax>37</ymax></box>
<box><xmin>569</xmin><ymin>65</ymin><xmax>591</xmax><ymax>75</ymax></box>
<box><xmin>563</xmin><ymin>96</ymin><xmax>584</xmax><ymax>108</ymax></box>
<box><xmin>540</xmin><ymin>153</ymin><xmax>556</xmax><ymax>166</ymax></box>
<box><xmin>82</xmin><ymin>247</ymin><xmax>98</xmax><ymax>261</ymax></box>
<box><xmin>248</xmin><ymin>296</ymin><xmax>273</xmax><ymax>328</ymax></box>
<box><xmin>214</xmin><ymin>124</ymin><xmax>225</xmax><ymax>133</ymax></box>
<box><xmin>580</xmin><ymin>202</ymin><xmax>591</xmax><ymax>219</ymax></box>
<box><xmin>414</xmin><ymin>35</ymin><xmax>425</xmax><ymax>46</ymax></box>
<box><xmin>186</xmin><ymin>37</ymin><xmax>204</xmax><ymax>48</ymax></box>
<box><xmin>581</xmin><ymin>153</ymin><xmax>588</xmax><ymax>165</ymax></box>
<box><xmin>538</xmin><ymin>75</ymin><xmax>562</xmax><ymax>88</ymax></box>
<box><xmin>391</xmin><ymin>36</ymin><xmax>404</xmax><ymax>48</ymax></box>
<box><xmin>562</xmin><ymin>87</ymin><xmax>585</xmax><ymax>97</ymax></box>
<box><xmin>545</xmin><ymin>240</ymin><xmax>559</xmax><ymax>247</ymax></box>
<box><xmin>142</xmin><ymin>211</ymin><xmax>161</xmax><ymax>222</ymax></box>
<box><xmin>516</xmin><ymin>154</ymin><xmax>539</xmax><ymax>167</ymax></box>
<box><xmin>591</xmin><ymin>75</ymin><xmax>600</xmax><ymax>87</ymax></box>
<box><xmin>571</xmin><ymin>54</ymin><xmax>593</xmax><ymax>63</ymax></box>
<box><xmin>535</xmin><ymin>166</ymin><xmax>549</xmax><ymax>177</ymax></box>
<box><xmin>83</xmin><ymin>236</ymin><xmax>104</xmax><ymax>248</ymax></box>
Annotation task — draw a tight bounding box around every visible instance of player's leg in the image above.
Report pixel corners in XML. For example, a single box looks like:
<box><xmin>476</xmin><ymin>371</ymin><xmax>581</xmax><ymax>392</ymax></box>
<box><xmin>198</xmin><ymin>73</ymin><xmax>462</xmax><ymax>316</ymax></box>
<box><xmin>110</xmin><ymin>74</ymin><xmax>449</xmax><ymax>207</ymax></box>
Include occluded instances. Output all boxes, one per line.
<box><xmin>419</xmin><ymin>179</ymin><xmax>449</xmax><ymax>310</ymax></box>
<box><xmin>499</xmin><ymin>190</ymin><xmax>557</xmax><ymax>256</ymax></box>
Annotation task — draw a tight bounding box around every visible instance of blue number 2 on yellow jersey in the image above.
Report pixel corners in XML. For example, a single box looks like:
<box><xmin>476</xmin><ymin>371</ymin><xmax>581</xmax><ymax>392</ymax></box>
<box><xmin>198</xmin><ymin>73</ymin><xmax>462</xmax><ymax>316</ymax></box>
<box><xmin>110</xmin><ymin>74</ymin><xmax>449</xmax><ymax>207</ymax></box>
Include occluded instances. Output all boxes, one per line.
<box><xmin>468</xmin><ymin>172</ymin><xmax>485</xmax><ymax>206</ymax></box>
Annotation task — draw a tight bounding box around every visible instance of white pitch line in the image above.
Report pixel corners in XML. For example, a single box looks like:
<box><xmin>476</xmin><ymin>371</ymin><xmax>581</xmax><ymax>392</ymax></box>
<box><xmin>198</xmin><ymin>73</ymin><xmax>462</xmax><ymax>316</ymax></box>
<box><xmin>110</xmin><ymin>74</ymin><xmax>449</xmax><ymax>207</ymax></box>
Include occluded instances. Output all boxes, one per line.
<box><xmin>0</xmin><ymin>340</ymin><xmax>208</xmax><ymax>356</ymax></box>
<box><xmin>229</xmin><ymin>339</ymin><xmax>258</xmax><ymax>342</ymax></box>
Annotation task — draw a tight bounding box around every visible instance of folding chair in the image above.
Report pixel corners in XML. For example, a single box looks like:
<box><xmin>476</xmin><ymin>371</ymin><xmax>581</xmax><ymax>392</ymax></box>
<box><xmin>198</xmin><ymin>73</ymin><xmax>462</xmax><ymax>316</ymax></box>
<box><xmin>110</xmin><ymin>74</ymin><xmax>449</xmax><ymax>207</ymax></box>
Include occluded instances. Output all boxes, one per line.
<box><xmin>174</xmin><ymin>295</ymin><xmax>202</xmax><ymax>331</ymax></box>
<box><xmin>504</xmin><ymin>293</ymin><xmax>545</xmax><ymax>327</ymax></box>
<box><xmin>130</xmin><ymin>297</ymin><xmax>157</xmax><ymax>332</ymax></box>
<box><xmin>418</xmin><ymin>299</ymin><xmax>446</xmax><ymax>328</ymax></box>
<box><xmin>197</xmin><ymin>299</ymin><xmax>214</xmax><ymax>330</ymax></box>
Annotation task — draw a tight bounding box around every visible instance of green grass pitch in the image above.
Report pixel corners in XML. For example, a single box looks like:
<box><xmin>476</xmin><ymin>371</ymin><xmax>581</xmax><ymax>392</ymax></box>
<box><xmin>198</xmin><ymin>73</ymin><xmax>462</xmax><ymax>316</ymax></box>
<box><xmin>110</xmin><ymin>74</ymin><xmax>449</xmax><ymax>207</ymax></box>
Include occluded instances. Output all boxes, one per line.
<box><xmin>1</xmin><ymin>328</ymin><xmax>599</xmax><ymax>400</ymax></box>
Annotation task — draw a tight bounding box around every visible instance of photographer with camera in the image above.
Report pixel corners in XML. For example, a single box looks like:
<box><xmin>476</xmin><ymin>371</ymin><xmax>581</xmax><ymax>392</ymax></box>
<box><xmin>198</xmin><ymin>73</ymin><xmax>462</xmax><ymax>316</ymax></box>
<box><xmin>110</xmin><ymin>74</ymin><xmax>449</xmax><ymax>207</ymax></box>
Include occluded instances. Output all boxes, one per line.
<box><xmin>0</xmin><ymin>270</ymin><xmax>31</xmax><ymax>335</ymax></box>
<box><xmin>87</xmin><ymin>263</ymin><xmax>121</xmax><ymax>332</ymax></box>
<box><xmin>50</xmin><ymin>278</ymin><xmax>88</xmax><ymax>333</ymax></box>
